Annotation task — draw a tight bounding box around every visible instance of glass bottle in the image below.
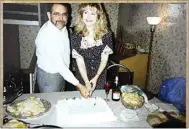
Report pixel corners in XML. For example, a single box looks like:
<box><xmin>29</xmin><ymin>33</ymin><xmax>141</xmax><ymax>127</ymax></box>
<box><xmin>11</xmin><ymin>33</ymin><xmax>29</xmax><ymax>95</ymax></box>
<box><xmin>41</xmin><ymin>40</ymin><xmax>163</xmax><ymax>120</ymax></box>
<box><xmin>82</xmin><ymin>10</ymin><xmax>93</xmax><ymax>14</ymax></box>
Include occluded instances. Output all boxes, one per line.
<box><xmin>112</xmin><ymin>76</ymin><xmax>121</xmax><ymax>101</ymax></box>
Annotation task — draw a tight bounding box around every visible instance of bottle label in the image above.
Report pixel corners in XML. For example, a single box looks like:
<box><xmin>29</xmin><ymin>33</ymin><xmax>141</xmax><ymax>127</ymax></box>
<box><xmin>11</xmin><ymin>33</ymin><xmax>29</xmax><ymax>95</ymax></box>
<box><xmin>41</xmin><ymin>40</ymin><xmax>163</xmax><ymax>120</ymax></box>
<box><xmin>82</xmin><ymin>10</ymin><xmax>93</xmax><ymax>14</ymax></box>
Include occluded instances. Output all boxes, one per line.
<box><xmin>113</xmin><ymin>92</ymin><xmax>120</xmax><ymax>99</ymax></box>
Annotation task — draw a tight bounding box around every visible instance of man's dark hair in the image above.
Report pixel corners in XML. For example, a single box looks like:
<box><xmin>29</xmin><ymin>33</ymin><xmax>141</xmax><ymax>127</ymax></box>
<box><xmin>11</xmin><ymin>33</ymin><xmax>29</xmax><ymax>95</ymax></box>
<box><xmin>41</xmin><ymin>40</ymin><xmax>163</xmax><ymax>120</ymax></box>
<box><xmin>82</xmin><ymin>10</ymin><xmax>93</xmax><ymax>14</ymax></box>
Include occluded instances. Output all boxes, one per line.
<box><xmin>47</xmin><ymin>3</ymin><xmax>70</xmax><ymax>13</ymax></box>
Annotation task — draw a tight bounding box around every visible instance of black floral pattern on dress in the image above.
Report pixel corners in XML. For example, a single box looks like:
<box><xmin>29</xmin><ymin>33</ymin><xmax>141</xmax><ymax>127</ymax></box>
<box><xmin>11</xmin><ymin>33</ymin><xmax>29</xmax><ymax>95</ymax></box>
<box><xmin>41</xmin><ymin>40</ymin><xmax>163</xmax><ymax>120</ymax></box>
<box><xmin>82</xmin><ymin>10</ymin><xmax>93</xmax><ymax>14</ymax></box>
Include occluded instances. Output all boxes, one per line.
<box><xmin>71</xmin><ymin>31</ymin><xmax>113</xmax><ymax>89</ymax></box>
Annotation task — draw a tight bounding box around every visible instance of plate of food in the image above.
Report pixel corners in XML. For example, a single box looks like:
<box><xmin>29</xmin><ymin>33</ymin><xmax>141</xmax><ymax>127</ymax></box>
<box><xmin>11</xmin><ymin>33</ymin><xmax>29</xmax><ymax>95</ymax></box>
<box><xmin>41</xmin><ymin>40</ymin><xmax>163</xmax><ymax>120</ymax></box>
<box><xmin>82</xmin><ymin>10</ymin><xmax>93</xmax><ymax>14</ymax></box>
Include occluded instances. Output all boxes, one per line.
<box><xmin>3</xmin><ymin>117</ymin><xmax>62</xmax><ymax>128</ymax></box>
<box><xmin>6</xmin><ymin>96</ymin><xmax>51</xmax><ymax>119</ymax></box>
<box><xmin>3</xmin><ymin>119</ymin><xmax>28</xmax><ymax>128</ymax></box>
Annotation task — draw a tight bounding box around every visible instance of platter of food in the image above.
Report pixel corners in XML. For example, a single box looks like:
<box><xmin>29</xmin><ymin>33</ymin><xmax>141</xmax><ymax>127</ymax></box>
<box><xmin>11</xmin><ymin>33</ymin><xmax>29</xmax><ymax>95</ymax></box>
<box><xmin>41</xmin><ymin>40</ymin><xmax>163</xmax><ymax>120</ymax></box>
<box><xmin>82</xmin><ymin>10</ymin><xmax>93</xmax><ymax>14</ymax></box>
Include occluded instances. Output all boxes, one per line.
<box><xmin>6</xmin><ymin>96</ymin><xmax>51</xmax><ymax>119</ymax></box>
<box><xmin>3</xmin><ymin>118</ymin><xmax>62</xmax><ymax>128</ymax></box>
<box><xmin>3</xmin><ymin>119</ymin><xmax>27</xmax><ymax>128</ymax></box>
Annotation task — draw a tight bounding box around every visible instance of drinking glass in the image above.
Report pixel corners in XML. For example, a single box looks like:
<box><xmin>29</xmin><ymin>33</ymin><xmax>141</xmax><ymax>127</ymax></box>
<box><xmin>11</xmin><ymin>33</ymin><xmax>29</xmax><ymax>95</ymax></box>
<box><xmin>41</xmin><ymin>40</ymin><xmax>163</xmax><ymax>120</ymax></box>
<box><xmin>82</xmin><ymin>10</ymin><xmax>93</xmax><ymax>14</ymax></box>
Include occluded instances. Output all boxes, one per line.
<box><xmin>104</xmin><ymin>81</ymin><xmax>111</xmax><ymax>102</ymax></box>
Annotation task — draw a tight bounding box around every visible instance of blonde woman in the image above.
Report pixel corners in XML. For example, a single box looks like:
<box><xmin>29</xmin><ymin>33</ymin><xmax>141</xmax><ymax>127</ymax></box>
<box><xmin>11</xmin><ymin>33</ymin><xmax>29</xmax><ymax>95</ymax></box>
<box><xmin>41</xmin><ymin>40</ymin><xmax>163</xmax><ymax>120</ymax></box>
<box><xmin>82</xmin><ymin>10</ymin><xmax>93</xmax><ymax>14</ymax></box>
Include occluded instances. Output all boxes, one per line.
<box><xmin>71</xmin><ymin>3</ymin><xmax>113</xmax><ymax>95</ymax></box>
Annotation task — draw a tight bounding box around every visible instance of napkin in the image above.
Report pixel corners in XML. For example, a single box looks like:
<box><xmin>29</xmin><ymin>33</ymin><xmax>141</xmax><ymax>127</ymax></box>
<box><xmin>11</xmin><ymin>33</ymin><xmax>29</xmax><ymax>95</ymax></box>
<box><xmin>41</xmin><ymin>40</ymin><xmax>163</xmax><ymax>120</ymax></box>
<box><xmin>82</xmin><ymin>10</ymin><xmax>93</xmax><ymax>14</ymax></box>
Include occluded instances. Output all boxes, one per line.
<box><xmin>155</xmin><ymin>102</ymin><xmax>178</xmax><ymax>112</ymax></box>
<box><xmin>144</xmin><ymin>103</ymin><xmax>159</xmax><ymax>112</ymax></box>
<box><xmin>120</xmin><ymin>109</ymin><xmax>139</xmax><ymax>122</ymax></box>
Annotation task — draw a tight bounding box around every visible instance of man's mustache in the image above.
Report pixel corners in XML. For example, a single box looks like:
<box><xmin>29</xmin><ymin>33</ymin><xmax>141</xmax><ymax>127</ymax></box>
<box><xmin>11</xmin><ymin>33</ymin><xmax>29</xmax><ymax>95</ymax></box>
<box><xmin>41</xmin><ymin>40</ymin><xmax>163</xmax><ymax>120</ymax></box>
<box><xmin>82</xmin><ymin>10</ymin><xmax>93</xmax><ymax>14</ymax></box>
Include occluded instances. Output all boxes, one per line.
<box><xmin>55</xmin><ymin>21</ymin><xmax>66</xmax><ymax>25</ymax></box>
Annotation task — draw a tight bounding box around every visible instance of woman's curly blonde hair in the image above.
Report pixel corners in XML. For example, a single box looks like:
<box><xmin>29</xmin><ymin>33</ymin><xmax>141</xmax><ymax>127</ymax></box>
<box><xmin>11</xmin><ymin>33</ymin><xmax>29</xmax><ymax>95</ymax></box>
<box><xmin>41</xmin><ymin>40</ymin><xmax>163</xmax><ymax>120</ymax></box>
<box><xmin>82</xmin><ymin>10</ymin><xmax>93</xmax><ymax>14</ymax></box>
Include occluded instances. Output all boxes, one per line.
<box><xmin>75</xmin><ymin>3</ymin><xmax>108</xmax><ymax>40</ymax></box>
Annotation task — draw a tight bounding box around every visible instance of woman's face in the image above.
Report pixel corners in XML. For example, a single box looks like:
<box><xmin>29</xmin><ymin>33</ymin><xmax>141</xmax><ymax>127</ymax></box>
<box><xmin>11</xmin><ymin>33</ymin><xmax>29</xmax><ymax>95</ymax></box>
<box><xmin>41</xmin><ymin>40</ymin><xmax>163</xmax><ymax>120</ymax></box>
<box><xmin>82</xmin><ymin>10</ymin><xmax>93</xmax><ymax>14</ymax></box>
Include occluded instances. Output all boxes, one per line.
<box><xmin>82</xmin><ymin>6</ymin><xmax>98</xmax><ymax>27</ymax></box>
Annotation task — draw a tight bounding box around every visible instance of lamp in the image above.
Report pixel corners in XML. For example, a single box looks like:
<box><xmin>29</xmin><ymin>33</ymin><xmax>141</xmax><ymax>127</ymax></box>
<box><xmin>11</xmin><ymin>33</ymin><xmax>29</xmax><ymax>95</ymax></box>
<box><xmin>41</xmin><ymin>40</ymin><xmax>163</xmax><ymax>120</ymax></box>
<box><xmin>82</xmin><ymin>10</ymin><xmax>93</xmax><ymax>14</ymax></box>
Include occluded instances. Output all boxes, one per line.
<box><xmin>144</xmin><ymin>17</ymin><xmax>162</xmax><ymax>91</ymax></box>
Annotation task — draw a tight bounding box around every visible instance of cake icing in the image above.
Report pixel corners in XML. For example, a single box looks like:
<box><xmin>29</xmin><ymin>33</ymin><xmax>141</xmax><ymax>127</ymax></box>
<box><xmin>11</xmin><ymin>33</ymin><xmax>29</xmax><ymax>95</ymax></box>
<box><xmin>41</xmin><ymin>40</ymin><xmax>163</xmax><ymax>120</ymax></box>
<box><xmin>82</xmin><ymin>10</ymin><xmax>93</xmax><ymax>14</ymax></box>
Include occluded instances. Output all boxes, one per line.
<box><xmin>56</xmin><ymin>97</ymin><xmax>117</xmax><ymax>126</ymax></box>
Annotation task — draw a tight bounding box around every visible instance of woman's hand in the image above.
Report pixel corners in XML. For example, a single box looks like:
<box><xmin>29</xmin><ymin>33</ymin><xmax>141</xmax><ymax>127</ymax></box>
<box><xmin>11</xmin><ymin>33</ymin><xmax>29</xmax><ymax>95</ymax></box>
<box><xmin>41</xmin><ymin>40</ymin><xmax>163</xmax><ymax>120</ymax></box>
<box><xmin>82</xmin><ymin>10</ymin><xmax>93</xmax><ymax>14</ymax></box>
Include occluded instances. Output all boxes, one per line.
<box><xmin>85</xmin><ymin>82</ymin><xmax>92</xmax><ymax>92</ymax></box>
<box><xmin>76</xmin><ymin>83</ymin><xmax>89</xmax><ymax>98</ymax></box>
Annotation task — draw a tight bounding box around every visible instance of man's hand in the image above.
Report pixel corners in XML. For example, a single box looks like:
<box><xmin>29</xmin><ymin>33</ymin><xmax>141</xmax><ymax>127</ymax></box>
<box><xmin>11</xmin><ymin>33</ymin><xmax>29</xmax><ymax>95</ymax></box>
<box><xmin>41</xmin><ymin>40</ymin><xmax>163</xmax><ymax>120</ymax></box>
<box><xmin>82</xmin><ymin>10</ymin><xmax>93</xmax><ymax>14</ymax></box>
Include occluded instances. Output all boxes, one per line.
<box><xmin>76</xmin><ymin>83</ymin><xmax>89</xmax><ymax>98</ymax></box>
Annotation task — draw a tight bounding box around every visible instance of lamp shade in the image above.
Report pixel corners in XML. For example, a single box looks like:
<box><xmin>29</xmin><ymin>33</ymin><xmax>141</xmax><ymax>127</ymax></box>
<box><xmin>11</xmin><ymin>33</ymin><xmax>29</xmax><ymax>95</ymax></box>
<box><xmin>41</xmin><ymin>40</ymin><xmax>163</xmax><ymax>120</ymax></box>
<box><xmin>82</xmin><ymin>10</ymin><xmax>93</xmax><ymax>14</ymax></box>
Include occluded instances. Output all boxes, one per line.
<box><xmin>147</xmin><ymin>17</ymin><xmax>162</xmax><ymax>25</ymax></box>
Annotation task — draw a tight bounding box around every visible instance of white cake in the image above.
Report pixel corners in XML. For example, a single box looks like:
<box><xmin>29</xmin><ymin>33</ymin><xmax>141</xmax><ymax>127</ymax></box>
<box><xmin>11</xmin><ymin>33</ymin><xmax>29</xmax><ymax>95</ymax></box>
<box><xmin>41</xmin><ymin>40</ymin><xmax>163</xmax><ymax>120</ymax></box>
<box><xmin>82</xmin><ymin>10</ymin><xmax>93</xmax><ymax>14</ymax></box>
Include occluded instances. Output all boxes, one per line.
<box><xmin>56</xmin><ymin>97</ymin><xmax>117</xmax><ymax>126</ymax></box>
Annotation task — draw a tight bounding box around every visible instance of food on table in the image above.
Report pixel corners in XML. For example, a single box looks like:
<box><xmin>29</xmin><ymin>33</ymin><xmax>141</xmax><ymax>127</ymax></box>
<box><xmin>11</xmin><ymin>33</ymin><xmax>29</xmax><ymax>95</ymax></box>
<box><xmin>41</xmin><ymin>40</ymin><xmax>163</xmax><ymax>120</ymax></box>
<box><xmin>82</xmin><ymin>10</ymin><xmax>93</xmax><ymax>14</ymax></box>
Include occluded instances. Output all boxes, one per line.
<box><xmin>3</xmin><ymin>119</ymin><xmax>27</xmax><ymax>128</ymax></box>
<box><xmin>121</xmin><ymin>92</ymin><xmax>144</xmax><ymax>109</ymax></box>
<box><xmin>146</xmin><ymin>111</ymin><xmax>186</xmax><ymax>127</ymax></box>
<box><xmin>147</xmin><ymin>112</ymin><xmax>168</xmax><ymax>126</ymax></box>
<box><xmin>7</xmin><ymin>96</ymin><xmax>45</xmax><ymax>117</ymax></box>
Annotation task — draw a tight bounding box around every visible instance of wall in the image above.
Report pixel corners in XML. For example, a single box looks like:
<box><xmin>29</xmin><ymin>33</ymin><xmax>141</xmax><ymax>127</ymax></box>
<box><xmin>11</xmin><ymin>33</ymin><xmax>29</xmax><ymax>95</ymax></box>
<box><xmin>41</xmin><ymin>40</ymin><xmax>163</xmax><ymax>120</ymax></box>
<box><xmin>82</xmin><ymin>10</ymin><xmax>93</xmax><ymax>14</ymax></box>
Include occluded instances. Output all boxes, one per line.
<box><xmin>149</xmin><ymin>4</ymin><xmax>186</xmax><ymax>93</ymax></box>
<box><xmin>19</xmin><ymin>3</ymin><xmax>119</xmax><ymax>69</ymax></box>
<box><xmin>117</xmin><ymin>3</ymin><xmax>186</xmax><ymax>93</ymax></box>
<box><xmin>117</xmin><ymin>4</ymin><xmax>160</xmax><ymax>50</ymax></box>
<box><xmin>19</xmin><ymin>26</ymin><xmax>40</xmax><ymax>69</ymax></box>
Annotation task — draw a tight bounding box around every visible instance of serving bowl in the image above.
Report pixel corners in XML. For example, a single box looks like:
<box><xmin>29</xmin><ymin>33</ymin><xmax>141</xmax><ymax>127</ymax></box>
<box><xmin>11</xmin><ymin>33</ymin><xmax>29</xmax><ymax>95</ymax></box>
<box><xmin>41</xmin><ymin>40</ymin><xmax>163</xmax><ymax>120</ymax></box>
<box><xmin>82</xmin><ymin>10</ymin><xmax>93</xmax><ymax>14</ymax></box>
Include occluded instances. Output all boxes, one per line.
<box><xmin>121</xmin><ymin>92</ymin><xmax>144</xmax><ymax>109</ymax></box>
<box><xmin>120</xmin><ymin>85</ymin><xmax>146</xmax><ymax>109</ymax></box>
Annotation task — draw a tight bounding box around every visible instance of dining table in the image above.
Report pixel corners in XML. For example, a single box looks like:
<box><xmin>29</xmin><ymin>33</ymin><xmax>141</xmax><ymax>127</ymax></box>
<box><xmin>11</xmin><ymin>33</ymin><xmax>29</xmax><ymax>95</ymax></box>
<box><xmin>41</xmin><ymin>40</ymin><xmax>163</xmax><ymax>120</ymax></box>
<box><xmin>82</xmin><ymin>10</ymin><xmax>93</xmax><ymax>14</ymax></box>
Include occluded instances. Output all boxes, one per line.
<box><xmin>4</xmin><ymin>89</ymin><xmax>179</xmax><ymax>128</ymax></box>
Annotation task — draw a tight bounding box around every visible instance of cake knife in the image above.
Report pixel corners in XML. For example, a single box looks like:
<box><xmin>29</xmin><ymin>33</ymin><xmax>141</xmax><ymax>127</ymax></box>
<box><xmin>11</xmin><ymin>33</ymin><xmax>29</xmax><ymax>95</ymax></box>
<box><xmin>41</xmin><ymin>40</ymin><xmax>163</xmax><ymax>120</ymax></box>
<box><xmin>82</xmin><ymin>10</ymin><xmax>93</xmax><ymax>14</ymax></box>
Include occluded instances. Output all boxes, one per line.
<box><xmin>88</xmin><ymin>83</ymin><xmax>96</xmax><ymax>105</ymax></box>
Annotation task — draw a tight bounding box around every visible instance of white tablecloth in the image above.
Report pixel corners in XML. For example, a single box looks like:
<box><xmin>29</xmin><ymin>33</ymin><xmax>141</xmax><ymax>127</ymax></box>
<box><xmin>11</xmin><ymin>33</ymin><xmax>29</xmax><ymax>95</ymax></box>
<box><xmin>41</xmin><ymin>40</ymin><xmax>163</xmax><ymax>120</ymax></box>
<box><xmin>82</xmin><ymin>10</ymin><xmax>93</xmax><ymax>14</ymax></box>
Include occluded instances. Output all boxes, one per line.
<box><xmin>5</xmin><ymin>90</ymin><xmax>177</xmax><ymax>128</ymax></box>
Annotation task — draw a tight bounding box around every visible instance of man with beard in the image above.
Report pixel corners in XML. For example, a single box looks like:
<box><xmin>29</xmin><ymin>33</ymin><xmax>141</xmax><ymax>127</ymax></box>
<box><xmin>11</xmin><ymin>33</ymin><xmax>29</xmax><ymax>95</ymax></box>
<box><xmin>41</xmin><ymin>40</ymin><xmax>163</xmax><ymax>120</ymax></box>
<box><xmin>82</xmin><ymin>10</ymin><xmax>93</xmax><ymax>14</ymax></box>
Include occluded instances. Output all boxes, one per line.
<box><xmin>35</xmin><ymin>3</ymin><xmax>89</xmax><ymax>98</ymax></box>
